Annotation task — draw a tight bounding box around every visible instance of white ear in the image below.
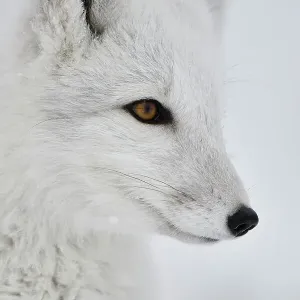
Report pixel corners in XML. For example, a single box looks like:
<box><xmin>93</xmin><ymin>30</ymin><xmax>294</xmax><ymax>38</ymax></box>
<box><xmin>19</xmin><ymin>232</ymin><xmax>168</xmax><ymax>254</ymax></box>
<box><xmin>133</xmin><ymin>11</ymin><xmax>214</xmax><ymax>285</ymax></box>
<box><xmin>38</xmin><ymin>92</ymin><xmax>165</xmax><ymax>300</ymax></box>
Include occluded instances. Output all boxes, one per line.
<box><xmin>30</xmin><ymin>0</ymin><xmax>91</xmax><ymax>60</ymax></box>
<box><xmin>83</xmin><ymin>0</ymin><xmax>123</xmax><ymax>35</ymax></box>
<box><xmin>206</xmin><ymin>0</ymin><xmax>231</xmax><ymax>11</ymax></box>
<box><xmin>206</xmin><ymin>0</ymin><xmax>231</xmax><ymax>33</ymax></box>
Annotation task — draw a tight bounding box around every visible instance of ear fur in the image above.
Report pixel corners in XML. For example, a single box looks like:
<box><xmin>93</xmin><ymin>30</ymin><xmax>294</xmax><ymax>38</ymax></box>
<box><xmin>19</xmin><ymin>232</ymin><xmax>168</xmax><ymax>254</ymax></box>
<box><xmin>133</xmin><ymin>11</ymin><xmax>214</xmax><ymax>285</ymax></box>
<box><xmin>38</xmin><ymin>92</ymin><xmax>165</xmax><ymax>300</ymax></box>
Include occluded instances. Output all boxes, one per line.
<box><xmin>30</xmin><ymin>0</ymin><xmax>91</xmax><ymax>61</ymax></box>
<box><xmin>82</xmin><ymin>0</ymin><xmax>123</xmax><ymax>35</ymax></box>
<box><xmin>206</xmin><ymin>0</ymin><xmax>231</xmax><ymax>33</ymax></box>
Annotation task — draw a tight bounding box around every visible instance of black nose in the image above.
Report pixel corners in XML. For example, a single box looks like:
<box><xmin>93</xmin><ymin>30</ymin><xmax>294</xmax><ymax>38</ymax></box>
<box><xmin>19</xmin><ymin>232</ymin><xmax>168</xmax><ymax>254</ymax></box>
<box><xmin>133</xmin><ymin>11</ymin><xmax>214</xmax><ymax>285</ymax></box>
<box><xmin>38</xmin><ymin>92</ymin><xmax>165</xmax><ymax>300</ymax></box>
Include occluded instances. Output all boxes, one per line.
<box><xmin>227</xmin><ymin>205</ymin><xmax>259</xmax><ymax>237</ymax></box>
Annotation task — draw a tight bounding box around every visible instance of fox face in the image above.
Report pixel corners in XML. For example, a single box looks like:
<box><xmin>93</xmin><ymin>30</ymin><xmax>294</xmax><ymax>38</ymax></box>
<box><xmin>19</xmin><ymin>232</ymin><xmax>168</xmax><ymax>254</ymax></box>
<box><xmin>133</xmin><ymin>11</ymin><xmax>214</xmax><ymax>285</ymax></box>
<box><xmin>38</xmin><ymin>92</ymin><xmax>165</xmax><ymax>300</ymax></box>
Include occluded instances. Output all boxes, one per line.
<box><xmin>5</xmin><ymin>0</ymin><xmax>258</xmax><ymax>243</ymax></box>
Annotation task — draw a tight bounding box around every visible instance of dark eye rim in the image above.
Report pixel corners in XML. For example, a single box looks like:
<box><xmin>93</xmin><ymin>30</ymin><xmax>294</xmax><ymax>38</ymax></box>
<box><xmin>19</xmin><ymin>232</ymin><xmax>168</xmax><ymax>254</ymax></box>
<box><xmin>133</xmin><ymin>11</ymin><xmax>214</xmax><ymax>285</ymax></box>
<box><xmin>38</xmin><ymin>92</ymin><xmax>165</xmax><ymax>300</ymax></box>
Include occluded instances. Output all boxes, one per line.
<box><xmin>123</xmin><ymin>99</ymin><xmax>173</xmax><ymax>125</ymax></box>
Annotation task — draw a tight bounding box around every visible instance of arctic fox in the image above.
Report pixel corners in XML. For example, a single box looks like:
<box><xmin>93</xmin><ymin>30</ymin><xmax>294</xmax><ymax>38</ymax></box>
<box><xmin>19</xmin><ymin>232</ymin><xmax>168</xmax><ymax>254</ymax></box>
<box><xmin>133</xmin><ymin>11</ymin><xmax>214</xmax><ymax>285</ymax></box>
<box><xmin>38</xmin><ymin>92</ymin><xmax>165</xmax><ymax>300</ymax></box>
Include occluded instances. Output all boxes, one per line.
<box><xmin>0</xmin><ymin>0</ymin><xmax>259</xmax><ymax>299</ymax></box>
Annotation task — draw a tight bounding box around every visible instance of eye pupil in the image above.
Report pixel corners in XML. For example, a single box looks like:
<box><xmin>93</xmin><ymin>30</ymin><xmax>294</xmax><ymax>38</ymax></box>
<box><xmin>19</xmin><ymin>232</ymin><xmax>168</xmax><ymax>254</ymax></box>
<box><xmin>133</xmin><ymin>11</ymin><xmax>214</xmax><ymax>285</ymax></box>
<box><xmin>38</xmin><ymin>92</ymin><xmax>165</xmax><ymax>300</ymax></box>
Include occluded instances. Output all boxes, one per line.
<box><xmin>144</xmin><ymin>103</ymin><xmax>152</xmax><ymax>113</ymax></box>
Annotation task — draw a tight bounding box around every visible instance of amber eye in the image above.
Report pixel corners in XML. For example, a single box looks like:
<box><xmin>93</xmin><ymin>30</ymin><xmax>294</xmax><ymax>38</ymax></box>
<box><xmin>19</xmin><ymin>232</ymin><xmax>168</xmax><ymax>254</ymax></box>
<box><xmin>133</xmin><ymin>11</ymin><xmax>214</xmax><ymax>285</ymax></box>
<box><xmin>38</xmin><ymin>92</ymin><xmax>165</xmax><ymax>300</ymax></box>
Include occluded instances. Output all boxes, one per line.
<box><xmin>132</xmin><ymin>101</ymin><xmax>158</xmax><ymax>121</ymax></box>
<box><xmin>124</xmin><ymin>99</ymin><xmax>173</xmax><ymax>125</ymax></box>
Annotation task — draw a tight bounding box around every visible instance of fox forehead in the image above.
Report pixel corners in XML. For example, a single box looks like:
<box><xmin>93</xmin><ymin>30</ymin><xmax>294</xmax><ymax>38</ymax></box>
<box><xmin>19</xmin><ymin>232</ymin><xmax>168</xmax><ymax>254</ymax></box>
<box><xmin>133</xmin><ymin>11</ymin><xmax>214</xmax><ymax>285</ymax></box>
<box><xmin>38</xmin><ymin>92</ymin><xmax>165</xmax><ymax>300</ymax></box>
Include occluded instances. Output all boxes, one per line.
<box><xmin>80</xmin><ymin>2</ymin><xmax>218</xmax><ymax>101</ymax></box>
<box><xmin>101</xmin><ymin>0</ymin><xmax>218</xmax><ymax>78</ymax></box>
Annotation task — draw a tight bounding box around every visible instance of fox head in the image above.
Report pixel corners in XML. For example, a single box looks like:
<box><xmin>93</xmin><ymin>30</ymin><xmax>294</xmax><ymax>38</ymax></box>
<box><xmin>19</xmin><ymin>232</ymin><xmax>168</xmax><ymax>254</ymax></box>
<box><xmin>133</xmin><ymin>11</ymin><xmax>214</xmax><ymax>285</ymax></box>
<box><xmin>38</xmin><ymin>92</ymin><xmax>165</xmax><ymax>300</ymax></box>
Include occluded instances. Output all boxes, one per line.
<box><xmin>2</xmin><ymin>0</ymin><xmax>258</xmax><ymax>243</ymax></box>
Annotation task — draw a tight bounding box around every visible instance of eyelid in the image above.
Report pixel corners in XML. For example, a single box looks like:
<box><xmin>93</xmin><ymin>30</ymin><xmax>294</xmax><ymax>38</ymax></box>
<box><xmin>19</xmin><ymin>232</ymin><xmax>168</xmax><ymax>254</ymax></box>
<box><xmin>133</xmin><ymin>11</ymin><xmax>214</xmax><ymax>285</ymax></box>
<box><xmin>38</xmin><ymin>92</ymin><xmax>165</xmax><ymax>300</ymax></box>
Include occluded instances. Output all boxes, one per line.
<box><xmin>123</xmin><ymin>99</ymin><xmax>173</xmax><ymax>125</ymax></box>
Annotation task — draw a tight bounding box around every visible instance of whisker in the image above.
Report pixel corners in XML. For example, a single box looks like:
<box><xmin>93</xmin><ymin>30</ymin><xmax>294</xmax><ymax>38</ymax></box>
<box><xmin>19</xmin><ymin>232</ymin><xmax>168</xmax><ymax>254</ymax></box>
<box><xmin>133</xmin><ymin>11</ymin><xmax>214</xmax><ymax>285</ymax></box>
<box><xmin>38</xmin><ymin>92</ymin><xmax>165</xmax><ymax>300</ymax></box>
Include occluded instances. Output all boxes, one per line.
<box><xmin>100</xmin><ymin>167</ymin><xmax>197</xmax><ymax>202</ymax></box>
<box><xmin>224</xmin><ymin>79</ymin><xmax>251</xmax><ymax>85</ymax></box>
<box><xmin>134</xmin><ymin>174</ymin><xmax>186</xmax><ymax>195</ymax></box>
<box><xmin>101</xmin><ymin>168</ymin><xmax>163</xmax><ymax>191</ymax></box>
<box><xmin>30</xmin><ymin>117</ymin><xmax>71</xmax><ymax>131</ymax></box>
<box><xmin>225</xmin><ymin>63</ymin><xmax>241</xmax><ymax>72</ymax></box>
<box><xmin>125</xmin><ymin>172</ymin><xmax>197</xmax><ymax>202</ymax></box>
<box><xmin>123</xmin><ymin>186</ymin><xmax>172</xmax><ymax>198</ymax></box>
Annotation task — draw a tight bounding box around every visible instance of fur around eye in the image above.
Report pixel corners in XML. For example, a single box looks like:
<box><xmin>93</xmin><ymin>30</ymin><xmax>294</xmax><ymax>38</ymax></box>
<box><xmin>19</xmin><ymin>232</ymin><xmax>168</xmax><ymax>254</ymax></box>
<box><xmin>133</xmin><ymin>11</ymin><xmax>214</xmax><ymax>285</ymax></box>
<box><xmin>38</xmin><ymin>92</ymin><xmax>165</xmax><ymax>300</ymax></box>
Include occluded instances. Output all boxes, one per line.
<box><xmin>124</xmin><ymin>99</ymin><xmax>173</xmax><ymax>125</ymax></box>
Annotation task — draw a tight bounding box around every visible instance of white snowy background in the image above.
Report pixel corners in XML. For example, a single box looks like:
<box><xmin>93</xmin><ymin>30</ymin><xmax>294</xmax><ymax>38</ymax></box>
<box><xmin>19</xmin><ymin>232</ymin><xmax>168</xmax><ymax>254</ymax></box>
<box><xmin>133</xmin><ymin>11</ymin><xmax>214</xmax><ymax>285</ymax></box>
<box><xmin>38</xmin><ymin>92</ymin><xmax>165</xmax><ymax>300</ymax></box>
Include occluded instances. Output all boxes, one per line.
<box><xmin>153</xmin><ymin>1</ymin><xmax>300</xmax><ymax>299</ymax></box>
<box><xmin>1</xmin><ymin>0</ymin><xmax>299</xmax><ymax>299</ymax></box>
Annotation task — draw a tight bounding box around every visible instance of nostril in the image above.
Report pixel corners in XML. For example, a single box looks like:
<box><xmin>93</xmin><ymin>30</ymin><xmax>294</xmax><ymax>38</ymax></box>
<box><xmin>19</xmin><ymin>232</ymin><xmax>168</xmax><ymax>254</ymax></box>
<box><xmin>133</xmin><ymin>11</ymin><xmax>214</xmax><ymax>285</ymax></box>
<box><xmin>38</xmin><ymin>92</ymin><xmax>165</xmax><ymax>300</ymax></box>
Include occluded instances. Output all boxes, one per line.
<box><xmin>227</xmin><ymin>205</ymin><xmax>259</xmax><ymax>237</ymax></box>
<box><xmin>235</xmin><ymin>224</ymin><xmax>255</xmax><ymax>237</ymax></box>
<box><xmin>235</xmin><ymin>223</ymin><xmax>249</xmax><ymax>232</ymax></box>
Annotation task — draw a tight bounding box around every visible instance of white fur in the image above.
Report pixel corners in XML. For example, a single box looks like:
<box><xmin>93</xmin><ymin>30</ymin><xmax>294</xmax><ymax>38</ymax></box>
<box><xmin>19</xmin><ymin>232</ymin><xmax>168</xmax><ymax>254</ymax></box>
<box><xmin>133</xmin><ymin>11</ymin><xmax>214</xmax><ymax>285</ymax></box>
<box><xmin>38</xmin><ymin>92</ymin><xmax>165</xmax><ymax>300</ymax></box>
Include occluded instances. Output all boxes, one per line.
<box><xmin>0</xmin><ymin>0</ymin><xmax>252</xmax><ymax>299</ymax></box>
